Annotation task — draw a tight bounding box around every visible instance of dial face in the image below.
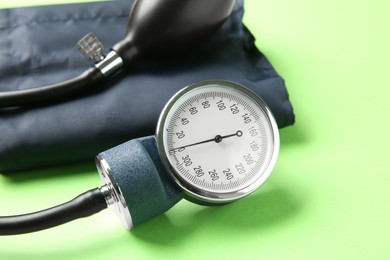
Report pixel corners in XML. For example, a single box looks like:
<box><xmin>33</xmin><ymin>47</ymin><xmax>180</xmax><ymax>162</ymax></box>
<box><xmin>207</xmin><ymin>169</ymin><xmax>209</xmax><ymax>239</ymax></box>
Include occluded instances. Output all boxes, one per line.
<box><xmin>156</xmin><ymin>81</ymin><xmax>279</xmax><ymax>204</ymax></box>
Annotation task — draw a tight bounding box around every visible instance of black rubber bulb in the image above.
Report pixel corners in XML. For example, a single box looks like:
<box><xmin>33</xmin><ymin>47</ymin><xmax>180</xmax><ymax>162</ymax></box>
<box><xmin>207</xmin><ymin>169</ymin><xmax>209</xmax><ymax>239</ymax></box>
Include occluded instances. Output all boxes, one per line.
<box><xmin>113</xmin><ymin>0</ymin><xmax>236</xmax><ymax>66</ymax></box>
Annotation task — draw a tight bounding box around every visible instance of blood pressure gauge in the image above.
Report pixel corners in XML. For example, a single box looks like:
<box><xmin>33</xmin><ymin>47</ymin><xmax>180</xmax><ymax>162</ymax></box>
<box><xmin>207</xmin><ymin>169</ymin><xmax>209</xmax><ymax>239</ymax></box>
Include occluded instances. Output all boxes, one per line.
<box><xmin>157</xmin><ymin>80</ymin><xmax>279</xmax><ymax>204</ymax></box>
<box><xmin>0</xmin><ymin>80</ymin><xmax>280</xmax><ymax>235</ymax></box>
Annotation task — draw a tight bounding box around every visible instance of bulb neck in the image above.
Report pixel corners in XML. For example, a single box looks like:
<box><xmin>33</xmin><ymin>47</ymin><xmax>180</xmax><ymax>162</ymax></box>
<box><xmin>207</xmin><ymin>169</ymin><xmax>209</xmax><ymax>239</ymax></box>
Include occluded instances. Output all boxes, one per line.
<box><xmin>112</xmin><ymin>39</ymin><xmax>140</xmax><ymax>67</ymax></box>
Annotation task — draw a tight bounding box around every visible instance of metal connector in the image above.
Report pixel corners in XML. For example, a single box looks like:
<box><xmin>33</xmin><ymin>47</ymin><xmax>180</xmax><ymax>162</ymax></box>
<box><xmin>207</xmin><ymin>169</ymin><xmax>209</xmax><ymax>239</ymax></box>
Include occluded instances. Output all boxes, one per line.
<box><xmin>95</xmin><ymin>50</ymin><xmax>124</xmax><ymax>78</ymax></box>
<box><xmin>96</xmin><ymin>156</ymin><xmax>133</xmax><ymax>230</ymax></box>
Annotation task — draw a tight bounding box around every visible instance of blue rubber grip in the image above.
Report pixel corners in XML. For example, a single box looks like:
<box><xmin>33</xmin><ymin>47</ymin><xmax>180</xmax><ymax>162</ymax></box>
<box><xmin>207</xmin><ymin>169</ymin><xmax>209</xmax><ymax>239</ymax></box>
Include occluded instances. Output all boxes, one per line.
<box><xmin>97</xmin><ymin>136</ymin><xmax>183</xmax><ymax>227</ymax></box>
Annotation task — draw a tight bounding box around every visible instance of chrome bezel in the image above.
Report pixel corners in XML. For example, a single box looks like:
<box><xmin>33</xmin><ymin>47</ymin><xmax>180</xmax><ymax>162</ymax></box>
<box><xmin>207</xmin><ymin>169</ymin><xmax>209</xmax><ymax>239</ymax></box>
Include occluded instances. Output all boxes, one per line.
<box><xmin>156</xmin><ymin>80</ymin><xmax>280</xmax><ymax>204</ymax></box>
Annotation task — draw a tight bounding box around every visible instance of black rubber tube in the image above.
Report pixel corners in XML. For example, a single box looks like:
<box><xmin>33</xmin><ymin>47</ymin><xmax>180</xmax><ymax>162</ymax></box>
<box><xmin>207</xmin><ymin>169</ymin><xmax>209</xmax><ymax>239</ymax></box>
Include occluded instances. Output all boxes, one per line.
<box><xmin>0</xmin><ymin>67</ymin><xmax>104</xmax><ymax>108</ymax></box>
<box><xmin>0</xmin><ymin>188</ymin><xmax>107</xmax><ymax>235</ymax></box>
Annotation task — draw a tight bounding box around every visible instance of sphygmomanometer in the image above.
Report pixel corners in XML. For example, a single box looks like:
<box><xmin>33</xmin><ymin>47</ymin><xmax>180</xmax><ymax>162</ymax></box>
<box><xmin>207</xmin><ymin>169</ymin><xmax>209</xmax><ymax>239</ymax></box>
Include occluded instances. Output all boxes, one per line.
<box><xmin>0</xmin><ymin>0</ymin><xmax>294</xmax><ymax>235</ymax></box>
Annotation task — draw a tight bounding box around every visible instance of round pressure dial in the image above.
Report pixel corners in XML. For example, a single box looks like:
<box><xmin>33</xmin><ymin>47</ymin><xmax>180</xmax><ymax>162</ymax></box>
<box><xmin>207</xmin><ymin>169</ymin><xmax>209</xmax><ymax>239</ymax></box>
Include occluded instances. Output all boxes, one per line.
<box><xmin>156</xmin><ymin>80</ymin><xmax>279</xmax><ymax>204</ymax></box>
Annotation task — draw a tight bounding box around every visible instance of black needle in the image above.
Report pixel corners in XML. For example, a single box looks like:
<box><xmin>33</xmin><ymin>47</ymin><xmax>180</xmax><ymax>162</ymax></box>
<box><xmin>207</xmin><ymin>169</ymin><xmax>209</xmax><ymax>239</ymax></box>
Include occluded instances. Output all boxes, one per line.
<box><xmin>170</xmin><ymin>130</ymin><xmax>243</xmax><ymax>152</ymax></box>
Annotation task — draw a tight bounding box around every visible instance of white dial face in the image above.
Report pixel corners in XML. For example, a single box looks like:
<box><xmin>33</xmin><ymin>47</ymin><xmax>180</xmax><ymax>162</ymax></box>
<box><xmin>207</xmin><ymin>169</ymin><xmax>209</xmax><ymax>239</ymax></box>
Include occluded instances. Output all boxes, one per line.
<box><xmin>157</xmin><ymin>81</ymin><xmax>279</xmax><ymax>203</ymax></box>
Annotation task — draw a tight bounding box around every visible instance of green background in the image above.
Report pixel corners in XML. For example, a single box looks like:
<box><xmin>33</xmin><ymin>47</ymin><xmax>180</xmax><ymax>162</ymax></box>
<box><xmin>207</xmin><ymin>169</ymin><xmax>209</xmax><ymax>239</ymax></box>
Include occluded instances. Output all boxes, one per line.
<box><xmin>1</xmin><ymin>0</ymin><xmax>389</xmax><ymax>259</ymax></box>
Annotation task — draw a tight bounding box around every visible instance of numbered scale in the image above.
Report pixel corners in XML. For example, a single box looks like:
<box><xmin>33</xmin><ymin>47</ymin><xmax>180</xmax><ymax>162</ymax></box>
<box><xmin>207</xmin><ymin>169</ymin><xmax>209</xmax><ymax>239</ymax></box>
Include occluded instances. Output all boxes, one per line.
<box><xmin>156</xmin><ymin>80</ymin><xmax>279</xmax><ymax>204</ymax></box>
